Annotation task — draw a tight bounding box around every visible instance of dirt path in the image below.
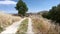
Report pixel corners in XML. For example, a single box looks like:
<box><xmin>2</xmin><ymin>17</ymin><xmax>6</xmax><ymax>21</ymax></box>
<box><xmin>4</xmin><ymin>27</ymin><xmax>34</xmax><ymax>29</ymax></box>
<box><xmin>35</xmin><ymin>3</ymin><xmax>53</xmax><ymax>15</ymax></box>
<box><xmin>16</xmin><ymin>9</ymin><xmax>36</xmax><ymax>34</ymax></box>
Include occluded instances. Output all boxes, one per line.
<box><xmin>26</xmin><ymin>18</ymin><xmax>34</xmax><ymax>34</ymax></box>
<box><xmin>0</xmin><ymin>18</ymin><xmax>26</xmax><ymax>34</ymax></box>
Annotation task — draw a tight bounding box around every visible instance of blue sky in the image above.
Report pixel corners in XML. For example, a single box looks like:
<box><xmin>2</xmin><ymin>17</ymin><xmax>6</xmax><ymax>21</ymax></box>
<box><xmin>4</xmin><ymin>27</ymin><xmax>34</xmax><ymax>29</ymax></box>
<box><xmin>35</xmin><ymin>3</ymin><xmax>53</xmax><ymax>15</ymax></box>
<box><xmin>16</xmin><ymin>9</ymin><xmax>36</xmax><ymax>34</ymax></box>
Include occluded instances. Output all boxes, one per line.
<box><xmin>0</xmin><ymin>0</ymin><xmax>60</xmax><ymax>13</ymax></box>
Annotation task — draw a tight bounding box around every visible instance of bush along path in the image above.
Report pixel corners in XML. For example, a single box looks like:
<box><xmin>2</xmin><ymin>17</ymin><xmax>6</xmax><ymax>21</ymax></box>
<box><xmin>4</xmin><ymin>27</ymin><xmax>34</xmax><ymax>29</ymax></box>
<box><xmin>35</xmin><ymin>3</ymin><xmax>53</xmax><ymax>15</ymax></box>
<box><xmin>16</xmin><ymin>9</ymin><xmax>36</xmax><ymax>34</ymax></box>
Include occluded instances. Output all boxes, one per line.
<box><xmin>0</xmin><ymin>18</ymin><xmax>26</xmax><ymax>34</ymax></box>
<box><xmin>0</xmin><ymin>26</ymin><xmax>3</xmax><ymax>33</ymax></box>
<box><xmin>16</xmin><ymin>18</ymin><xmax>28</xmax><ymax>34</ymax></box>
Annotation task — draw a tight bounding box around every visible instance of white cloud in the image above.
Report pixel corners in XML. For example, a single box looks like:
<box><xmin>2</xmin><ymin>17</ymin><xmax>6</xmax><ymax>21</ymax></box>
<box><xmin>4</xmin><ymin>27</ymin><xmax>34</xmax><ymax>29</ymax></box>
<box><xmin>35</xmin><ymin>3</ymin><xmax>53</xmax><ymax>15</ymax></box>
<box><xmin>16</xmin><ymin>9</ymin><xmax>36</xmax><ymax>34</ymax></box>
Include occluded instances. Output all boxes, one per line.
<box><xmin>0</xmin><ymin>1</ymin><xmax>17</xmax><ymax>4</ymax></box>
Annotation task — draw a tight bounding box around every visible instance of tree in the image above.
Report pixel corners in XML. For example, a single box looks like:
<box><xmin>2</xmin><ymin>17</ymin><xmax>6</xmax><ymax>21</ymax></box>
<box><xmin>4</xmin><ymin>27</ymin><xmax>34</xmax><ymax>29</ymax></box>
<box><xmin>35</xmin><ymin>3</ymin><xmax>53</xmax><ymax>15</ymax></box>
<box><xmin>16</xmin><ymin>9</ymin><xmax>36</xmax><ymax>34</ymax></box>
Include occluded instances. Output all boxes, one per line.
<box><xmin>42</xmin><ymin>4</ymin><xmax>60</xmax><ymax>24</ymax></box>
<box><xmin>15</xmin><ymin>0</ymin><xmax>28</xmax><ymax>16</ymax></box>
<box><xmin>48</xmin><ymin>6</ymin><xmax>57</xmax><ymax>20</ymax></box>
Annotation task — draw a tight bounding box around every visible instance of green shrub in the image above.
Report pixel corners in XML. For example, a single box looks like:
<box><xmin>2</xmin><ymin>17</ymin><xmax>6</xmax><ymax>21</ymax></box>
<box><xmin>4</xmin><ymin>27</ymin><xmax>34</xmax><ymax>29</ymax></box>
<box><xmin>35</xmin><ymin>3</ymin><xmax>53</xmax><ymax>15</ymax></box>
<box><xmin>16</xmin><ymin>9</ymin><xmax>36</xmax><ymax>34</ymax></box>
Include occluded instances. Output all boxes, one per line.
<box><xmin>42</xmin><ymin>4</ymin><xmax>60</xmax><ymax>24</ymax></box>
<box><xmin>0</xmin><ymin>26</ymin><xmax>3</xmax><ymax>33</ymax></box>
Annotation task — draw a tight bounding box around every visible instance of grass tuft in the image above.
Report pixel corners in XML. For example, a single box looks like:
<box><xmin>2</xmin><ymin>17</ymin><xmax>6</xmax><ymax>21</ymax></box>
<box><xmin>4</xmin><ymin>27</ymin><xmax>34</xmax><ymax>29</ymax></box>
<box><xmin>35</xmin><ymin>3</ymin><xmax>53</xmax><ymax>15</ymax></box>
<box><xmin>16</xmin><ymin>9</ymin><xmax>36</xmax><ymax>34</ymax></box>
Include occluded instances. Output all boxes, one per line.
<box><xmin>16</xmin><ymin>19</ymin><xmax>28</xmax><ymax>34</ymax></box>
<box><xmin>0</xmin><ymin>26</ymin><xmax>3</xmax><ymax>33</ymax></box>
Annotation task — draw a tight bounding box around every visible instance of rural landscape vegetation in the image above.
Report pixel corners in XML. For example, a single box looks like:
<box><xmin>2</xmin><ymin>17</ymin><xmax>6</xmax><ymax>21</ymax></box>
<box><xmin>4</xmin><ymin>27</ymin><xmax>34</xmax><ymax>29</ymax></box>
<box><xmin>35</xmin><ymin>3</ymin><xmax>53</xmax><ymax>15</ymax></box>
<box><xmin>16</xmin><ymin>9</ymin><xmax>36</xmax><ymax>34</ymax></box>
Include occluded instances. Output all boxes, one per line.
<box><xmin>0</xmin><ymin>0</ymin><xmax>60</xmax><ymax>34</ymax></box>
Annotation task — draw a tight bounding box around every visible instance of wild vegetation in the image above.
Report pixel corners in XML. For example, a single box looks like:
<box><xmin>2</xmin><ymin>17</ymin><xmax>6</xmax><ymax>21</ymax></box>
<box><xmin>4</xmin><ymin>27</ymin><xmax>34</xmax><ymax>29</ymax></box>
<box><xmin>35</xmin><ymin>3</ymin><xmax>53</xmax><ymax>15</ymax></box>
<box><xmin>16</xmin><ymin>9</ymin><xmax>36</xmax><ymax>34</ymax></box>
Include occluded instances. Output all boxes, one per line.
<box><xmin>42</xmin><ymin>4</ymin><xmax>60</xmax><ymax>24</ymax></box>
<box><xmin>31</xmin><ymin>15</ymin><xmax>60</xmax><ymax>34</ymax></box>
<box><xmin>0</xmin><ymin>26</ymin><xmax>3</xmax><ymax>33</ymax></box>
<box><xmin>16</xmin><ymin>19</ymin><xmax>28</xmax><ymax>34</ymax></box>
<box><xmin>0</xmin><ymin>12</ymin><xmax>21</xmax><ymax>33</ymax></box>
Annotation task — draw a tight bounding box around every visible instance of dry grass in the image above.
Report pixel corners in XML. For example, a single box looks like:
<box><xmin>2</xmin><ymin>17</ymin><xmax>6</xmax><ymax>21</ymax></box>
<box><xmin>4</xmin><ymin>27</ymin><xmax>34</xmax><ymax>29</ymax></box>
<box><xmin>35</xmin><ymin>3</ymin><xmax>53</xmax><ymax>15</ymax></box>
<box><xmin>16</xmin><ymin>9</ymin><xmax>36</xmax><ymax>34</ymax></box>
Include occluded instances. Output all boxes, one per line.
<box><xmin>31</xmin><ymin>15</ymin><xmax>60</xmax><ymax>34</ymax></box>
<box><xmin>16</xmin><ymin>19</ymin><xmax>28</xmax><ymax>34</ymax></box>
<box><xmin>0</xmin><ymin>13</ymin><xmax>21</xmax><ymax>28</ymax></box>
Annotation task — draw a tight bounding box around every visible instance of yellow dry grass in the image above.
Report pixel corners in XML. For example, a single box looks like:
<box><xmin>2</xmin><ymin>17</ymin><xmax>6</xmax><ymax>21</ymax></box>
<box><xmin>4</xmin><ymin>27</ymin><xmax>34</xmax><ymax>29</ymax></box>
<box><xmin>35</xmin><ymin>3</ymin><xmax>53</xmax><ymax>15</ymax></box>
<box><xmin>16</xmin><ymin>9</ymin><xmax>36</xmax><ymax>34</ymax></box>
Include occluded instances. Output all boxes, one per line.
<box><xmin>0</xmin><ymin>13</ymin><xmax>21</xmax><ymax>28</ymax></box>
<box><xmin>31</xmin><ymin>15</ymin><xmax>60</xmax><ymax>34</ymax></box>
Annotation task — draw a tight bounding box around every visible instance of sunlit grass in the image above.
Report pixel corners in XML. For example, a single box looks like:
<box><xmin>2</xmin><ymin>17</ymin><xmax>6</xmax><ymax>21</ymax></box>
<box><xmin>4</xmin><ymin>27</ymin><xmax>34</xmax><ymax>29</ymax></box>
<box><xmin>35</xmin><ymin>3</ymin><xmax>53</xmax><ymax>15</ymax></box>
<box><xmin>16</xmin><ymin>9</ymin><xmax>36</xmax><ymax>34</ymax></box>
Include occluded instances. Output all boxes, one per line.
<box><xmin>0</xmin><ymin>13</ymin><xmax>21</xmax><ymax>33</ymax></box>
<box><xmin>16</xmin><ymin>19</ymin><xmax>28</xmax><ymax>34</ymax></box>
<box><xmin>0</xmin><ymin>13</ymin><xmax>21</xmax><ymax>28</ymax></box>
<box><xmin>31</xmin><ymin>15</ymin><xmax>60</xmax><ymax>34</ymax></box>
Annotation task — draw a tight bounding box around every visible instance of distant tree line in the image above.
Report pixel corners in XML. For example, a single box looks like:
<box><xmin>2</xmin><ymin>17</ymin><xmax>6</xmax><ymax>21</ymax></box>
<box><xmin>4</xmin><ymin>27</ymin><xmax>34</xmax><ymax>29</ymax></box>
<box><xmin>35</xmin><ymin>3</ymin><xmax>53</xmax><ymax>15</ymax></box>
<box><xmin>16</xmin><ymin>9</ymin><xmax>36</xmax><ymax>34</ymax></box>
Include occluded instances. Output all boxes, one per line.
<box><xmin>42</xmin><ymin>4</ymin><xmax>60</xmax><ymax>24</ymax></box>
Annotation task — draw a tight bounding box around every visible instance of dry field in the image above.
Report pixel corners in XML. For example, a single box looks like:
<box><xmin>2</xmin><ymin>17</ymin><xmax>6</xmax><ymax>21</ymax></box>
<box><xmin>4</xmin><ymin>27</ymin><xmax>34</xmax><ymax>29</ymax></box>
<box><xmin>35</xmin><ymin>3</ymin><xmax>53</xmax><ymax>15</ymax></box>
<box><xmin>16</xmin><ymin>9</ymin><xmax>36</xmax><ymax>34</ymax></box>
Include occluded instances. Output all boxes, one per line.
<box><xmin>0</xmin><ymin>12</ymin><xmax>21</xmax><ymax>29</ymax></box>
<box><xmin>31</xmin><ymin>15</ymin><xmax>60</xmax><ymax>34</ymax></box>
